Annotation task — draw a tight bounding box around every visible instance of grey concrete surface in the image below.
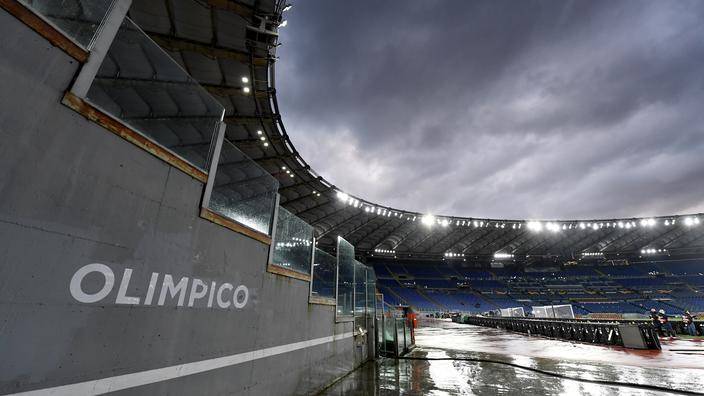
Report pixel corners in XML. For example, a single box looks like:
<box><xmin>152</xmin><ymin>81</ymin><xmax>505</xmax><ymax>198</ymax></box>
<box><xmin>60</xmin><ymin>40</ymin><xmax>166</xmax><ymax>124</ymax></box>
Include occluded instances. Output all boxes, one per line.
<box><xmin>0</xmin><ymin>9</ymin><xmax>363</xmax><ymax>395</ymax></box>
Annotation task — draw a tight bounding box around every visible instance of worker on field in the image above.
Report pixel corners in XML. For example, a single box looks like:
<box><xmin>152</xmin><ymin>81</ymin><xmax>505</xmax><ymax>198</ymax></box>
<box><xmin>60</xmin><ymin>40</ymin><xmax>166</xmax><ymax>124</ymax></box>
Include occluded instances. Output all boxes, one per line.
<box><xmin>683</xmin><ymin>310</ymin><xmax>697</xmax><ymax>336</ymax></box>
<box><xmin>658</xmin><ymin>309</ymin><xmax>676</xmax><ymax>338</ymax></box>
<box><xmin>649</xmin><ymin>308</ymin><xmax>662</xmax><ymax>336</ymax></box>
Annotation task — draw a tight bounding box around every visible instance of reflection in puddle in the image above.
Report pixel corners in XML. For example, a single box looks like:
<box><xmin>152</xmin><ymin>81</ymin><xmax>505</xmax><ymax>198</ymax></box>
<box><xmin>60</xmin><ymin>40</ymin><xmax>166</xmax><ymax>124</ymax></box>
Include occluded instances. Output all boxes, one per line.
<box><xmin>320</xmin><ymin>321</ymin><xmax>704</xmax><ymax>395</ymax></box>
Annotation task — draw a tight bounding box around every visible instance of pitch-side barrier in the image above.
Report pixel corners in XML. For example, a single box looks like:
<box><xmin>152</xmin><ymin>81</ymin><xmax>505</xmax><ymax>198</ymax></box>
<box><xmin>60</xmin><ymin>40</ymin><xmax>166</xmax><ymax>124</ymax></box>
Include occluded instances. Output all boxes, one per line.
<box><xmin>454</xmin><ymin>316</ymin><xmax>662</xmax><ymax>350</ymax></box>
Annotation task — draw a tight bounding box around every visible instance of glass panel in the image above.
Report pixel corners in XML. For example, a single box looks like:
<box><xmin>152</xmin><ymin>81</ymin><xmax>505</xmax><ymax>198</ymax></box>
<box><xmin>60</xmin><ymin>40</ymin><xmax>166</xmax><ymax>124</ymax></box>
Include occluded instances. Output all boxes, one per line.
<box><xmin>382</xmin><ymin>316</ymin><xmax>395</xmax><ymax>355</ymax></box>
<box><xmin>270</xmin><ymin>207</ymin><xmax>313</xmax><ymax>275</ymax></box>
<box><xmin>354</xmin><ymin>261</ymin><xmax>367</xmax><ymax>329</ymax></box>
<box><xmin>396</xmin><ymin>319</ymin><xmax>405</xmax><ymax>355</ymax></box>
<box><xmin>208</xmin><ymin>139</ymin><xmax>278</xmax><ymax>235</ymax></box>
<box><xmin>336</xmin><ymin>237</ymin><xmax>354</xmax><ymax>318</ymax></box>
<box><xmin>404</xmin><ymin>319</ymin><xmax>413</xmax><ymax>348</ymax></box>
<box><xmin>19</xmin><ymin>0</ymin><xmax>114</xmax><ymax>48</ymax></box>
<box><xmin>366</xmin><ymin>267</ymin><xmax>376</xmax><ymax>317</ymax></box>
<box><xmin>85</xmin><ymin>17</ymin><xmax>225</xmax><ymax>171</ymax></box>
<box><xmin>376</xmin><ymin>317</ymin><xmax>383</xmax><ymax>354</ymax></box>
<box><xmin>311</xmin><ymin>248</ymin><xmax>336</xmax><ymax>300</ymax></box>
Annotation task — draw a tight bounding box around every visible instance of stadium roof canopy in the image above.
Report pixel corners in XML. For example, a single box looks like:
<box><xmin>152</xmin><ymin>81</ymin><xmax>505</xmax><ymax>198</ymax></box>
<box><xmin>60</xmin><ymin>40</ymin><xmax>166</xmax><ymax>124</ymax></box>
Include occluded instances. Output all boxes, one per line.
<box><xmin>128</xmin><ymin>0</ymin><xmax>704</xmax><ymax>263</ymax></box>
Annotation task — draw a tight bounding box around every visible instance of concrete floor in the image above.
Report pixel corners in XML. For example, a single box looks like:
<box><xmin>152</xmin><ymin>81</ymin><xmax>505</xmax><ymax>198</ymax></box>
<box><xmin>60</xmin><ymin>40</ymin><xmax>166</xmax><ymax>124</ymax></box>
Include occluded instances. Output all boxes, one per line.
<box><xmin>319</xmin><ymin>320</ymin><xmax>704</xmax><ymax>395</ymax></box>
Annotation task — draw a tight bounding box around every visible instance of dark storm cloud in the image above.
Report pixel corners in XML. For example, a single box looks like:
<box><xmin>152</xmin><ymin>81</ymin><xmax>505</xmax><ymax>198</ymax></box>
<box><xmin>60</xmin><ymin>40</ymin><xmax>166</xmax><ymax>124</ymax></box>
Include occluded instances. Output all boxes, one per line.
<box><xmin>277</xmin><ymin>0</ymin><xmax>704</xmax><ymax>219</ymax></box>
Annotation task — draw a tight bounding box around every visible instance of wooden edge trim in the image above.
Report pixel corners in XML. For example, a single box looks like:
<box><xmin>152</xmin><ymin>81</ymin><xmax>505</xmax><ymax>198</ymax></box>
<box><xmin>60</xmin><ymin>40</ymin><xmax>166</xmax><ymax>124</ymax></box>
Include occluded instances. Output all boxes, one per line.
<box><xmin>200</xmin><ymin>208</ymin><xmax>272</xmax><ymax>245</ymax></box>
<box><xmin>266</xmin><ymin>263</ymin><xmax>311</xmax><ymax>282</ymax></box>
<box><xmin>0</xmin><ymin>0</ymin><xmax>88</xmax><ymax>62</ymax></box>
<box><xmin>309</xmin><ymin>296</ymin><xmax>336</xmax><ymax>306</ymax></box>
<box><xmin>62</xmin><ymin>92</ymin><xmax>208</xmax><ymax>183</ymax></box>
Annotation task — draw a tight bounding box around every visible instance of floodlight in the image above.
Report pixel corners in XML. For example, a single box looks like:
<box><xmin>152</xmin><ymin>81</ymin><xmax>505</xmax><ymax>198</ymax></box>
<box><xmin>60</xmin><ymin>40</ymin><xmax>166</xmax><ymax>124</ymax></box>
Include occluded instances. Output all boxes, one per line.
<box><xmin>421</xmin><ymin>214</ymin><xmax>436</xmax><ymax>227</ymax></box>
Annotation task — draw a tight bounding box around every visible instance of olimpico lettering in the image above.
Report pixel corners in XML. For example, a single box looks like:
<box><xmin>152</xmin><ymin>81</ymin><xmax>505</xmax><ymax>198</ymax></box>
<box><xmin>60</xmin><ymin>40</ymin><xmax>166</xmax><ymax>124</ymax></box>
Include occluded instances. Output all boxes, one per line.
<box><xmin>69</xmin><ymin>263</ymin><xmax>249</xmax><ymax>309</ymax></box>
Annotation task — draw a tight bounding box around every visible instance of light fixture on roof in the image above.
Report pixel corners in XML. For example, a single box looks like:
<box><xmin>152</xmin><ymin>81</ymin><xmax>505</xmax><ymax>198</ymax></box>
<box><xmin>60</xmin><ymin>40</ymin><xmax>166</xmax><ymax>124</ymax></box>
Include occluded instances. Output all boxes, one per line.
<box><xmin>545</xmin><ymin>222</ymin><xmax>560</xmax><ymax>232</ymax></box>
<box><xmin>421</xmin><ymin>214</ymin><xmax>436</xmax><ymax>227</ymax></box>
<box><xmin>684</xmin><ymin>217</ymin><xmax>700</xmax><ymax>227</ymax></box>
<box><xmin>259</xmin><ymin>136</ymin><xmax>266</xmax><ymax>141</ymax></box>
<box><xmin>257</xmin><ymin>130</ymin><xmax>263</xmax><ymax>135</ymax></box>
<box><xmin>281</xmin><ymin>166</ymin><xmax>286</xmax><ymax>170</ymax></box>
<box><xmin>581</xmin><ymin>252</ymin><xmax>604</xmax><ymax>257</ymax></box>
<box><xmin>494</xmin><ymin>252</ymin><xmax>514</xmax><ymax>260</ymax></box>
<box><xmin>336</xmin><ymin>191</ymin><xmax>349</xmax><ymax>202</ymax></box>
<box><xmin>641</xmin><ymin>248</ymin><xmax>667</xmax><ymax>255</ymax></box>
<box><xmin>242</xmin><ymin>76</ymin><xmax>249</xmax><ymax>83</ymax></box>
<box><xmin>243</xmin><ymin>86</ymin><xmax>251</xmax><ymax>94</ymax></box>
<box><xmin>263</xmin><ymin>142</ymin><xmax>269</xmax><ymax>147</ymax></box>
<box><xmin>527</xmin><ymin>221</ymin><xmax>543</xmax><ymax>232</ymax></box>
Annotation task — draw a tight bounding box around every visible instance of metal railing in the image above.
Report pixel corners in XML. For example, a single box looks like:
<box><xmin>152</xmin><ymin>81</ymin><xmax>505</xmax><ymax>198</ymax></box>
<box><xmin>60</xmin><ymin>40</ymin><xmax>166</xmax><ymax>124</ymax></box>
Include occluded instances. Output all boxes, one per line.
<box><xmin>456</xmin><ymin>316</ymin><xmax>663</xmax><ymax>349</ymax></box>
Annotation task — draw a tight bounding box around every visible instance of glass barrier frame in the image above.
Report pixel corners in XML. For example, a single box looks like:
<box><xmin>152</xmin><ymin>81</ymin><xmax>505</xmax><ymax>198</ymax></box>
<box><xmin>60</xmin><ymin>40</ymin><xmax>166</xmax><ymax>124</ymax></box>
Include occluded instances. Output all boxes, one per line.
<box><xmin>200</xmin><ymin>137</ymin><xmax>278</xmax><ymax>244</ymax></box>
<box><xmin>309</xmin><ymin>243</ymin><xmax>337</xmax><ymax>306</ymax></box>
<box><xmin>335</xmin><ymin>236</ymin><xmax>355</xmax><ymax>322</ymax></box>
<box><xmin>2</xmin><ymin>0</ymin><xmax>123</xmax><ymax>62</ymax></box>
<box><xmin>353</xmin><ymin>260</ymin><xmax>368</xmax><ymax>331</ymax></box>
<box><xmin>55</xmin><ymin>7</ymin><xmax>278</xmax><ymax>246</ymax></box>
<box><xmin>267</xmin><ymin>206</ymin><xmax>314</xmax><ymax>281</ymax></box>
<box><xmin>62</xmin><ymin>13</ymin><xmax>223</xmax><ymax>184</ymax></box>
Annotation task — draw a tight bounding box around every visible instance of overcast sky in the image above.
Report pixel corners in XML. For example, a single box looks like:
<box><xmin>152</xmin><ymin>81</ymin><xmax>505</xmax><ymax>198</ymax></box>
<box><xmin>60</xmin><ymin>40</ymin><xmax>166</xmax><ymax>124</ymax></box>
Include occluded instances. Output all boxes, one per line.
<box><xmin>277</xmin><ymin>0</ymin><xmax>704</xmax><ymax>220</ymax></box>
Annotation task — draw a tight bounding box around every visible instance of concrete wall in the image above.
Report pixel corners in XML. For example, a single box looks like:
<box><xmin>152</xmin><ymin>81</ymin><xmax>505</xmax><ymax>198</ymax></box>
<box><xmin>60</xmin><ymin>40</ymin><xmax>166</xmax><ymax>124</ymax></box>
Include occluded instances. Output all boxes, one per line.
<box><xmin>0</xmin><ymin>10</ymin><xmax>366</xmax><ymax>395</ymax></box>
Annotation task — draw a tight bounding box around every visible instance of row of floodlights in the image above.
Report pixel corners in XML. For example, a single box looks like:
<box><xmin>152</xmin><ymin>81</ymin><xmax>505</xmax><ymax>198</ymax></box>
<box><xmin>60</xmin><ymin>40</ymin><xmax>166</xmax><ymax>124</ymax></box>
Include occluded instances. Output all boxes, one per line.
<box><xmin>374</xmin><ymin>248</ymin><xmax>395</xmax><ymax>254</ymax></box>
<box><xmin>255</xmin><ymin>129</ymin><xmax>270</xmax><ymax>148</ymax></box>
<box><xmin>337</xmin><ymin>192</ymin><xmax>412</xmax><ymax>218</ymax></box>
<box><xmin>444</xmin><ymin>252</ymin><xmax>465</xmax><ymax>258</ymax></box>
<box><xmin>275</xmin><ymin>241</ymin><xmax>310</xmax><ymax>248</ymax></box>
<box><xmin>241</xmin><ymin>76</ymin><xmax>251</xmax><ymax>94</ymax></box>
<box><xmin>334</xmin><ymin>190</ymin><xmax>702</xmax><ymax>231</ymax></box>
<box><xmin>641</xmin><ymin>248</ymin><xmax>667</xmax><ymax>255</ymax></box>
<box><xmin>276</xmin><ymin>237</ymin><xmax>311</xmax><ymax>248</ymax></box>
<box><xmin>493</xmin><ymin>253</ymin><xmax>514</xmax><ymax>259</ymax></box>
<box><xmin>581</xmin><ymin>252</ymin><xmax>604</xmax><ymax>257</ymax></box>
<box><xmin>280</xmin><ymin>165</ymin><xmax>294</xmax><ymax>179</ymax></box>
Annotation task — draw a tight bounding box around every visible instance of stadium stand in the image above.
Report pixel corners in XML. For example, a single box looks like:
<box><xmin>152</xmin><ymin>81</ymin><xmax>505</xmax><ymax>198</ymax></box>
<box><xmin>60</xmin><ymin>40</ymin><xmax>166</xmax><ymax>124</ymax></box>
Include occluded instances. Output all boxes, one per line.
<box><xmin>372</xmin><ymin>259</ymin><xmax>704</xmax><ymax>315</ymax></box>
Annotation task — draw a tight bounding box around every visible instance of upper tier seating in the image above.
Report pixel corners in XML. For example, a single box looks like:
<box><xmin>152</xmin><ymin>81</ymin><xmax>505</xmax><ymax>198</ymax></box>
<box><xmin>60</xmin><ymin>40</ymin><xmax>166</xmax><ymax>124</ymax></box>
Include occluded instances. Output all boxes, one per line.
<box><xmin>370</xmin><ymin>259</ymin><xmax>704</xmax><ymax>314</ymax></box>
<box><xmin>405</xmin><ymin>265</ymin><xmax>442</xmax><ymax>277</ymax></box>
<box><xmin>648</xmin><ymin>260</ymin><xmax>704</xmax><ymax>275</ymax></box>
<box><xmin>373</xmin><ymin>264</ymin><xmax>393</xmax><ymax>278</ymax></box>
<box><xmin>416</xmin><ymin>279</ymin><xmax>456</xmax><ymax>288</ymax></box>
<box><xmin>389</xmin><ymin>287</ymin><xmax>438</xmax><ymax>310</ymax></box>
<box><xmin>599</xmin><ymin>265</ymin><xmax>647</xmax><ymax>277</ymax></box>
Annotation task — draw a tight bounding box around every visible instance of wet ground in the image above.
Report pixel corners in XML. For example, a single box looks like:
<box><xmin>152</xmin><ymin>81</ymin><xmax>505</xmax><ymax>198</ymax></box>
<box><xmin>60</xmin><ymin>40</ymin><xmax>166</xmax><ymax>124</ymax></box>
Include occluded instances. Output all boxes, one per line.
<box><xmin>319</xmin><ymin>320</ymin><xmax>704</xmax><ymax>395</ymax></box>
